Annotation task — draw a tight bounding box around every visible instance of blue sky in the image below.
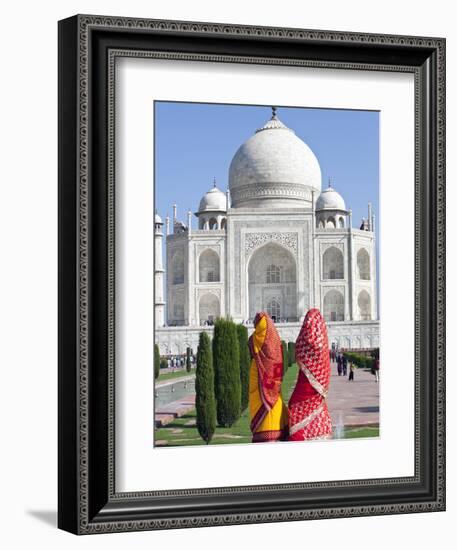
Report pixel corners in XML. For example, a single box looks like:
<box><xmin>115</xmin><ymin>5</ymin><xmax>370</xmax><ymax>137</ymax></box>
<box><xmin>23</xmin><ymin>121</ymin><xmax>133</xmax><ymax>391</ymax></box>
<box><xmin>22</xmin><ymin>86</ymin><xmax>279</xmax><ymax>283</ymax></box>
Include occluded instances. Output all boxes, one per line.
<box><xmin>154</xmin><ymin>101</ymin><xmax>379</xmax><ymax>302</ymax></box>
<box><xmin>154</xmin><ymin>101</ymin><xmax>379</xmax><ymax>231</ymax></box>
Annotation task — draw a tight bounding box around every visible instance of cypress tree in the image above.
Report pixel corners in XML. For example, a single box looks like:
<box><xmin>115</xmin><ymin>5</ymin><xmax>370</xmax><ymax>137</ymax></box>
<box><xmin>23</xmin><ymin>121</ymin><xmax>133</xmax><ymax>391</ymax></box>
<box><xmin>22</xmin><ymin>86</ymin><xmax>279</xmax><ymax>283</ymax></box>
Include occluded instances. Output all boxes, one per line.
<box><xmin>288</xmin><ymin>341</ymin><xmax>296</xmax><ymax>367</ymax></box>
<box><xmin>154</xmin><ymin>343</ymin><xmax>160</xmax><ymax>380</ymax></box>
<box><xmin>213</xmin><ymin>319</ymin><xmax>241</xmax><ymax>427</ymax></box>
<box><xmin>186</xmin><ymin>346</ymin><xmax>191</xmax><ymax>372</ymax></box>
<box><xmin>281</xmin><ymin>340</ymin><xmax>289</xmax><ymax>374</ymax></box>
<box><xmin>195</xmin><ymin>332</ymin><xmax>216</xmax><ymax>444</ymax></box>
<box><xmin>236</xmin><ymin>324</ymin><xmax>250</xmax><ymax>413</ymax></box>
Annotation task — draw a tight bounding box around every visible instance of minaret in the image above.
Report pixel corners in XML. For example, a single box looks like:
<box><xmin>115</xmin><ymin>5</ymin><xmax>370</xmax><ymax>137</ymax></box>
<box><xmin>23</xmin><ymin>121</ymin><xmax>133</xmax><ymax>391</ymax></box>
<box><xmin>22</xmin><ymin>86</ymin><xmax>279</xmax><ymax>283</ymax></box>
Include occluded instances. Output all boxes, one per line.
<box><xmin>187</xmin><ymin>209</ymin><xmax>192</xmax><ymax>235</ymax></box>
<box><xmin>154</xmin><ymin>211</ymin><xmax>166</xmax><ymax>328</ymax></box>
<box><xmin>172</xmin><ymin>204</ymin><xmax>177</xmax><ymax>233</ymax></box>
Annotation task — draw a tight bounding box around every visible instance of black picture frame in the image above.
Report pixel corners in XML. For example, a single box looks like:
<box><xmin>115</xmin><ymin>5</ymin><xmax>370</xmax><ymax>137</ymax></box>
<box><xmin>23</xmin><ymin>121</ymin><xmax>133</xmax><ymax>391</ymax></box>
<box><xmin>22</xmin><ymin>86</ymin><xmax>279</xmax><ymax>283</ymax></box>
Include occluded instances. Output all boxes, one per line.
<box><xmin>58</xmin><ymin>14</ymin><xmax>446</xmax><ymax>534</ymax></box>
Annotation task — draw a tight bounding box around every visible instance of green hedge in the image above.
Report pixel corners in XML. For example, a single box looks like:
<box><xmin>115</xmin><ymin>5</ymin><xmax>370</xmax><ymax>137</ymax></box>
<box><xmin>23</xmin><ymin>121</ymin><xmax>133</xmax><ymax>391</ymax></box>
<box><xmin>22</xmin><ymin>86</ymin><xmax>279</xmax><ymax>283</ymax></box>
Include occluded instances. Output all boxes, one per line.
<box><xmin>281</xmin><ymin>340</ymin><xmax>289</xmax><ymax>373</ymax></box>
<box><xmin>343</xmin><ymin>351</ymin><xmax>374</xmax><ymax>370</ymax></box>
<box><xmin>213</xmin><ymin>319</ymin><xmax>241</xmax><ymax>427</ymax></box>
<box><xmin>287</xmin><ymin>342</ymin><xmax>296</xmax><ymax>367</ymax></box>
<box><xmin>237</xmin><ymin>324</ymin><xmax>250</xmax><ymax>413</ymax></box>
<box><xmin>195</xmin><ymin>332</ymin><xmax>216</xmax><ymax>444</ymax></box>
<box><xmin>186</xmin><ymin>346</ymin><xmax>192</xmax><ymax>372</ymax></box>
<box><xmin>154</xmin><ymin>343</ymin><xmax>160</xmax><ymax>380</ymax></box>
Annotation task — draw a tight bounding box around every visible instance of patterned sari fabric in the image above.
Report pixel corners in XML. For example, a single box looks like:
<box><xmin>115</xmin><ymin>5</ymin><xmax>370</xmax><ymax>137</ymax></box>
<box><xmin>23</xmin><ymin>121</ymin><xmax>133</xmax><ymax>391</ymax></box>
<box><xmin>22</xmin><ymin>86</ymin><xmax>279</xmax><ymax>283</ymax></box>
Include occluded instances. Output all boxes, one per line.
<box><xmin>288</xmin><ymin>309</ymin><xmax>332</xmax><ymax>441</ymax></box>
<box><xmin>248</xmin><ymin>312</ymin><xmax>288</xmax><ymax>442</ymax></box>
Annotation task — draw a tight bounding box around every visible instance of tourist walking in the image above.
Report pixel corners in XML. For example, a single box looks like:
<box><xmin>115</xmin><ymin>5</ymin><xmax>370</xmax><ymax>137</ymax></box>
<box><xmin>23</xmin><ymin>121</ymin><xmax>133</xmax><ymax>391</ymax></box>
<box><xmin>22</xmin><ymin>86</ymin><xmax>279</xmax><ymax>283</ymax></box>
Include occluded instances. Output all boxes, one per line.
<box><xmin>342</xmin><ymin>354</ymin><xmax>348</xmax><ymax>376</ymax></box>
<box><xmin>348</xmin><ymin>362</ymin><xmax>355</xmax><ymax>381</ymax></box>
<box><xmin>337</xmin><ymin>353</ymin><xmax>342</xmax><ymax>376</ymax></box>
<box><xmin>373</xmin><ymin>357</ymin><xmax>380</xmax><ymax>382</ymax></box>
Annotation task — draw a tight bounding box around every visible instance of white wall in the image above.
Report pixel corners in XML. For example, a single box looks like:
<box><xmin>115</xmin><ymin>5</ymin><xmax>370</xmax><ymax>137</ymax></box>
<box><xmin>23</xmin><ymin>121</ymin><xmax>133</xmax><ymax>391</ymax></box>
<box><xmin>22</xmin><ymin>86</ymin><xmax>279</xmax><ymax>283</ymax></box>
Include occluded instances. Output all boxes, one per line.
<box><xmin>0</xmin><ymin>1</ymin><xmax>454</xmax><ymax>548</ymax></box>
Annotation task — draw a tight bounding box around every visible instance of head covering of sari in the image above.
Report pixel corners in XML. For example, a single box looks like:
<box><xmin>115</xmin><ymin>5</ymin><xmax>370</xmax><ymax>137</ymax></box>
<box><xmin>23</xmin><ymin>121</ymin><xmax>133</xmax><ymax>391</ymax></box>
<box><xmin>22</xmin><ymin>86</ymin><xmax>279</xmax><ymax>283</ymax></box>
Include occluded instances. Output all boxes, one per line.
<box><xmin>248</xmin><ymin>312</ymin><xmax>285</xmax><ymax>437</ymax></box>
<box><xmin>288</xmin><ymin>308</ymin><xmax>332</xmax><ymax>441</ymax></box>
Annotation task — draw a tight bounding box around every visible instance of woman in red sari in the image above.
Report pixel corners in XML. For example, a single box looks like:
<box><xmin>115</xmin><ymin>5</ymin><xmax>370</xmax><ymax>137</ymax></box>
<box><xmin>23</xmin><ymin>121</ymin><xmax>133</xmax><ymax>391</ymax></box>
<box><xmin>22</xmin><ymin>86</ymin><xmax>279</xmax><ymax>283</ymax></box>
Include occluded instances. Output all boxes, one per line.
<box><xmin>248</xmin><ymin>312</ymin><xmax>288</xmax><ymax>442</ymax></box>
<box><xmin>288</xmin><ymin>308</ymin><xmax>332</xmax><ymax>441</ymax></box>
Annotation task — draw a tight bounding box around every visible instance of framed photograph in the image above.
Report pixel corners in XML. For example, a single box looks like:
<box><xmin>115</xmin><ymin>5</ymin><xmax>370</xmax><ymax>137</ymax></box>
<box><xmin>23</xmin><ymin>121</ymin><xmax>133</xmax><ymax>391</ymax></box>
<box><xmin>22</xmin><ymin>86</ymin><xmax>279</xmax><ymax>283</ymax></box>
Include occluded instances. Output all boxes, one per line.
<box><xmin>58</xmin><ymin>14</ymin><xmax>445</xmax><ymax>534</ymax></box>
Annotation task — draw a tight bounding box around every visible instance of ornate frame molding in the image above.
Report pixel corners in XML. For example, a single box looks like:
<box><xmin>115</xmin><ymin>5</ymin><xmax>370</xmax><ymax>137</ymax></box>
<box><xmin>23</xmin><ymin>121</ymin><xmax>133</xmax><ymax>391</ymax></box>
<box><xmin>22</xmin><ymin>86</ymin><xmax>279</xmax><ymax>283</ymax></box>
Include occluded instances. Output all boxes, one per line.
<box><xmin>58</xmin><ymin>14</ymin><xmax>445</xmax><ymax>534</ymax></box>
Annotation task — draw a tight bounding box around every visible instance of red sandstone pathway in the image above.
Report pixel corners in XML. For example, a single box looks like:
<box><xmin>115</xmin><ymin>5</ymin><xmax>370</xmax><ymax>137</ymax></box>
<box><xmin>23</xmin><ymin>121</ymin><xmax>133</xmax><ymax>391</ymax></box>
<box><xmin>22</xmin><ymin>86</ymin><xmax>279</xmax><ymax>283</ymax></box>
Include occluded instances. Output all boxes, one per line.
<box><xmin>156</xmin><ymin>374</ymin><xmax>195</xmax><ymax>388</ymax></box>
<box><xmin>327</xmin><ymin>361</ymin><xmax>380</xmax><ymax>427</ymax></box>
<box><xmin>155</xmin><ymin>395</ymin><xmax>196</xmax><ymax>427</ymax></box>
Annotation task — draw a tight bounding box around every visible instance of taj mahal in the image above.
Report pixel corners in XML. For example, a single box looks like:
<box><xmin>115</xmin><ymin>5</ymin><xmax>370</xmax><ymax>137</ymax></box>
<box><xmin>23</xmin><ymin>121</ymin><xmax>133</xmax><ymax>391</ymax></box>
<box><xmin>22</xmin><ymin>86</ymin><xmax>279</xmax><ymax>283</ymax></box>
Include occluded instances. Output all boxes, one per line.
<box><xmin>154</xmin><ymin>108</ymin><xmax>379</xmax><ymax>355</ymax></box>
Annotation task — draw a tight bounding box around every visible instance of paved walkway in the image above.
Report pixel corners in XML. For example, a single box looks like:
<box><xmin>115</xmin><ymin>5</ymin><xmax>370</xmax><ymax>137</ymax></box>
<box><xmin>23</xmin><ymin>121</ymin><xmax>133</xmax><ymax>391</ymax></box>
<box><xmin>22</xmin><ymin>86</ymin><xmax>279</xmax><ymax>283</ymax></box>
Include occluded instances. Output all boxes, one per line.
<box><xmin>155</xmin><ymin>394</ymin><xmax>196</xmax><ymax>428</ymax></box>
<box><xmin>154</xmin><ymin>362</ymin><xmax>379</xmax><ymax>429</ymax></box>
<box><xmin>327</xmin><ymin>361</ymin><xmax>379</xmax><ymax>427</ymax></box>
<box><xmin>156</xmin><ymin>374</ymin><xmax>195</xmax><ymax>388</ymax></box>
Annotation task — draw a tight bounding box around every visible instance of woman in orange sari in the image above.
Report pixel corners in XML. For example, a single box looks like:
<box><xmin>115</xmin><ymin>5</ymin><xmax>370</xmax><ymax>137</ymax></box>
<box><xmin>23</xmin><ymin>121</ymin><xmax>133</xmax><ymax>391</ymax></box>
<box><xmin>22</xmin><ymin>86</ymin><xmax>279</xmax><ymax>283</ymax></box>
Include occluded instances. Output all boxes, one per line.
<box><xmin>288</xmin><ymin>308</ymin><xmax>332</xmax><ymax>441</ymax></box>
<box><xmin>248</xmin><ymin>312</ymin><xmax>288</xmax><ymax>442</ymax></box>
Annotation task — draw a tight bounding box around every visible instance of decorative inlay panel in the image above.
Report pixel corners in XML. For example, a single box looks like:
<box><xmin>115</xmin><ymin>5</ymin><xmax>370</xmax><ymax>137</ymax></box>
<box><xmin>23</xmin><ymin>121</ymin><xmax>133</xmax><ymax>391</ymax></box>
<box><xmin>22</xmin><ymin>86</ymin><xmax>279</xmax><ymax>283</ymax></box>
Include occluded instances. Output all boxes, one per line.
<box><xmin>245</xmin><ymin>232</ymin><xmax>298</xmax><ymax>255</ymax></box>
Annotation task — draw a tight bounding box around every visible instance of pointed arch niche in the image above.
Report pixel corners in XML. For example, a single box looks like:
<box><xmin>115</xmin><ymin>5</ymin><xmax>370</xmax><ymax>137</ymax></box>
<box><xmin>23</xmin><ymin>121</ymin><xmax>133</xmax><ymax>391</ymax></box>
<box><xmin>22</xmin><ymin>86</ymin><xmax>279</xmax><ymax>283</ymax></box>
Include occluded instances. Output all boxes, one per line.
<box><xmin>358</xmin><ymin>289</ymin><xmax>371</xmax><ymax>320</ymax></box>
<box><xmin>322</xmin><ymin>246</ymin><xmax>344</xmax><ymax>279</ymax></box>
<box><xmin>248</xmin><ymin>242</ymin><xmax>297</xmax><ymax>321</ymax></box>
<box><xmin>357</xmin><ymin>248</ymin><xmax>371</xmax><ymax>280</ymax></box>
<box><xmin>199</xmin><ymin>249</ymin><xmax>220</xmax><ymax>282</ymax></box>
<box><xmin>323</xmin><ymin>289</ymin><xmax>344</xmax><ymax>322</ymax></box>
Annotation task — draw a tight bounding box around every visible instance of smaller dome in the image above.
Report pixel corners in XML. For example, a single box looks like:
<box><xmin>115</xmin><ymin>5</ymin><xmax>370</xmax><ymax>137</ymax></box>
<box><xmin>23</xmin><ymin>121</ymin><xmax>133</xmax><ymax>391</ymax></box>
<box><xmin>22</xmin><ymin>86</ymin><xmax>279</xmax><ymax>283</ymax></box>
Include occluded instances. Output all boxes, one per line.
<box><xmin>198</xmin><ymin>184</ymin><xmax>227</xmax><ymax>213</ymax></box>
<box><xmin>316</xmin><ymin>185</ymin><xmax>346</xmax><ymax>211</ymax></box>
<box><xmin>155</xmin><ymin>212</ymin><xmax>163</xmax><ymax>224</ymax></box>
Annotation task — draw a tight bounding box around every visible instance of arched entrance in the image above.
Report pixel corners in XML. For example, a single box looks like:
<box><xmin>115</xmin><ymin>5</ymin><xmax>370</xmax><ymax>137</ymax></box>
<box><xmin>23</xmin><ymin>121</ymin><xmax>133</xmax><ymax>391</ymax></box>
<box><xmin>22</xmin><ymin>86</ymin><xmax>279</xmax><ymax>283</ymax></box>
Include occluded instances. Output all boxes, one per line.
<box><xmin>248</xmin><ymin>242</ymin><xmax>297</xmax><ymax>322</ymax></box>
<box><xmin>199</xmin><ymin>293</ymin><xmax>220</xmax><ymax>325</ymax></box>
<box><xmin>266</xmin><ymin>298</ymin><xmax>281</xmax><ymax>322</ymax></box>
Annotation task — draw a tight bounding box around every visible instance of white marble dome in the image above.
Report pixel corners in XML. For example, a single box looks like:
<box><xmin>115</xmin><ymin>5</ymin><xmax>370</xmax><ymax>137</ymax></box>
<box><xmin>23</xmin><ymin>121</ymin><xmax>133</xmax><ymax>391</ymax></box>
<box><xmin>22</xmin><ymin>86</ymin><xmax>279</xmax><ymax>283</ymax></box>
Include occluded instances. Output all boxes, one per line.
<box><xmin>315</xmin><ymin>185</ymin><xmax>346</xmax><ymax>211</ymax></box>
<box><xmin>155</xmin><ymin>212</ymin><xmax>163</xmax><ymax>224</ymax></box>
<box><xmin>228</xmin><ymin>111</ymin><xmax>322</xmax><ymax>208</ymax></box>
<box><xmin>198</xmin><ymin>184</ymin><xmax>227</xmax><ymax>212</ymax></box>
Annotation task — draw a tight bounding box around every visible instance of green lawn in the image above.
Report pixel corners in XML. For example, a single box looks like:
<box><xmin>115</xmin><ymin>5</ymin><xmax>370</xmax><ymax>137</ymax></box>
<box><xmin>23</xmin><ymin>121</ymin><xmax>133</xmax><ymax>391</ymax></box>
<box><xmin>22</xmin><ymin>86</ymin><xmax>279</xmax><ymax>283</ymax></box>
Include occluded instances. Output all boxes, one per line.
<box><xmin>343</xmin><ymin>425</ymin><xmax>379</xmax><ymax>438</ymax></box>
<box><xmin>156</xmin><ymin>368</ymin><xmax>195</xmax><ymax>383</ymax></box>
<box><xmin>154</xmin><ymin>364</ymin><xmax>380</xmax><ymax>446</ymax></box>
<box><xmin>155</xmin><ymin>364</ymin><xmax>298</xmax><ymax>447</ymax></box>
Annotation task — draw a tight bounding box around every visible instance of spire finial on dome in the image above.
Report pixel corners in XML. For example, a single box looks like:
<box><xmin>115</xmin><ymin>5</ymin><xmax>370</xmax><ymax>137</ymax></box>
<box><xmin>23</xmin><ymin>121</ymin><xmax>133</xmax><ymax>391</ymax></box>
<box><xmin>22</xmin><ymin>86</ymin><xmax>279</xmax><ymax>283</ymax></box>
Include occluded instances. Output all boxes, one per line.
<box><xmin>328</xmin><ymin>177</ymin><xmax>332</xmax><ymax>188</ymax></box>
<box><xmin>256</xmin><ymin>107</ymin><xmax>290</xmax><ymax>133</ymax></box>
<box><xmin>213</xmin><ymin>177</ymin><xmax>216</xmax><ymax>188</ymax></box>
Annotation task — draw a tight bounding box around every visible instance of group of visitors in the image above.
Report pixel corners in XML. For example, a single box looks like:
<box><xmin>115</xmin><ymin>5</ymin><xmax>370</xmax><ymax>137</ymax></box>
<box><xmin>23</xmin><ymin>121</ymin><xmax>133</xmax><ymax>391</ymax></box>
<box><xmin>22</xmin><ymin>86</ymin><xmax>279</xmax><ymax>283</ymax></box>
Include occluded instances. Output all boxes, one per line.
<box><xmin>166</xmin><ymin>354</ymin><xmax>195</xmax><ymax>370</ymax></box>
<box><xmin>248</xmin><ymin>309</ymin><xmax>332</xmax><ymax>443</ymax></box>
<box><xmin>242</xmin><ymin>316</ymin><xmax>296</xmax><ymax>326</ymax></box>
<box><xmin>334</xmin><ymin>353</ymin><xmax>355</xmax><ymax>381</ymax></box>
<box><xmin>336</xmin><ymin>353</ymin><xmax>348</xmax><ymax>377</ymax></box>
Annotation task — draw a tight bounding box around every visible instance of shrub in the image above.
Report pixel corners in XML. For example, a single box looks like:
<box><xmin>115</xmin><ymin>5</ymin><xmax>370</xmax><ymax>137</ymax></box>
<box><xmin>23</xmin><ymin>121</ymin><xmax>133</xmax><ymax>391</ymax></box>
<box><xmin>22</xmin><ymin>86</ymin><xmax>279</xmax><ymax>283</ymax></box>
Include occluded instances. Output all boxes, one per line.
<box><xmin>160</xmin><ymin>358</ymin><xmax>168</xmax><ymax>370</ymax></box>
<box><xmin>343</xmin><ymin>351</ymin><xmax>374</xmax><ymax>370</ymax></box>
<box><xmin>213</xmin><ymin>319</ymin><xmax>241</xmax><ymax>427</ymax></box>
<box><xmin>195</xmin><ymin>332</ymin><xmax>216</xmax><ymax>444</ymax></box>
<box><xmin>186</xmin><ymin>346</ymin><xmax>191</xmax><ymax>372</ymax></box>
<box><xmin>288</xmin><ymin>341</ymin><xmax>296</xmax><ymax>367</ymax></box>
<box><xmin>154</xmin><ymin>344</ymin><xmax>160</xmax><ymax>380</ymax></box>
<box><xmin>237</xmin><ymin>324</ymin><xmax>250</xmax><ymax>413</ymax></box>
<box><xmin>371</xmin><ymin>347</ymin><xmax>380</xmax><ymax>360</ymax></box>
<box><xmin>281</xmin><ymin>340</ymin><xmax>288</xmax><ymax>373</ymax></box>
